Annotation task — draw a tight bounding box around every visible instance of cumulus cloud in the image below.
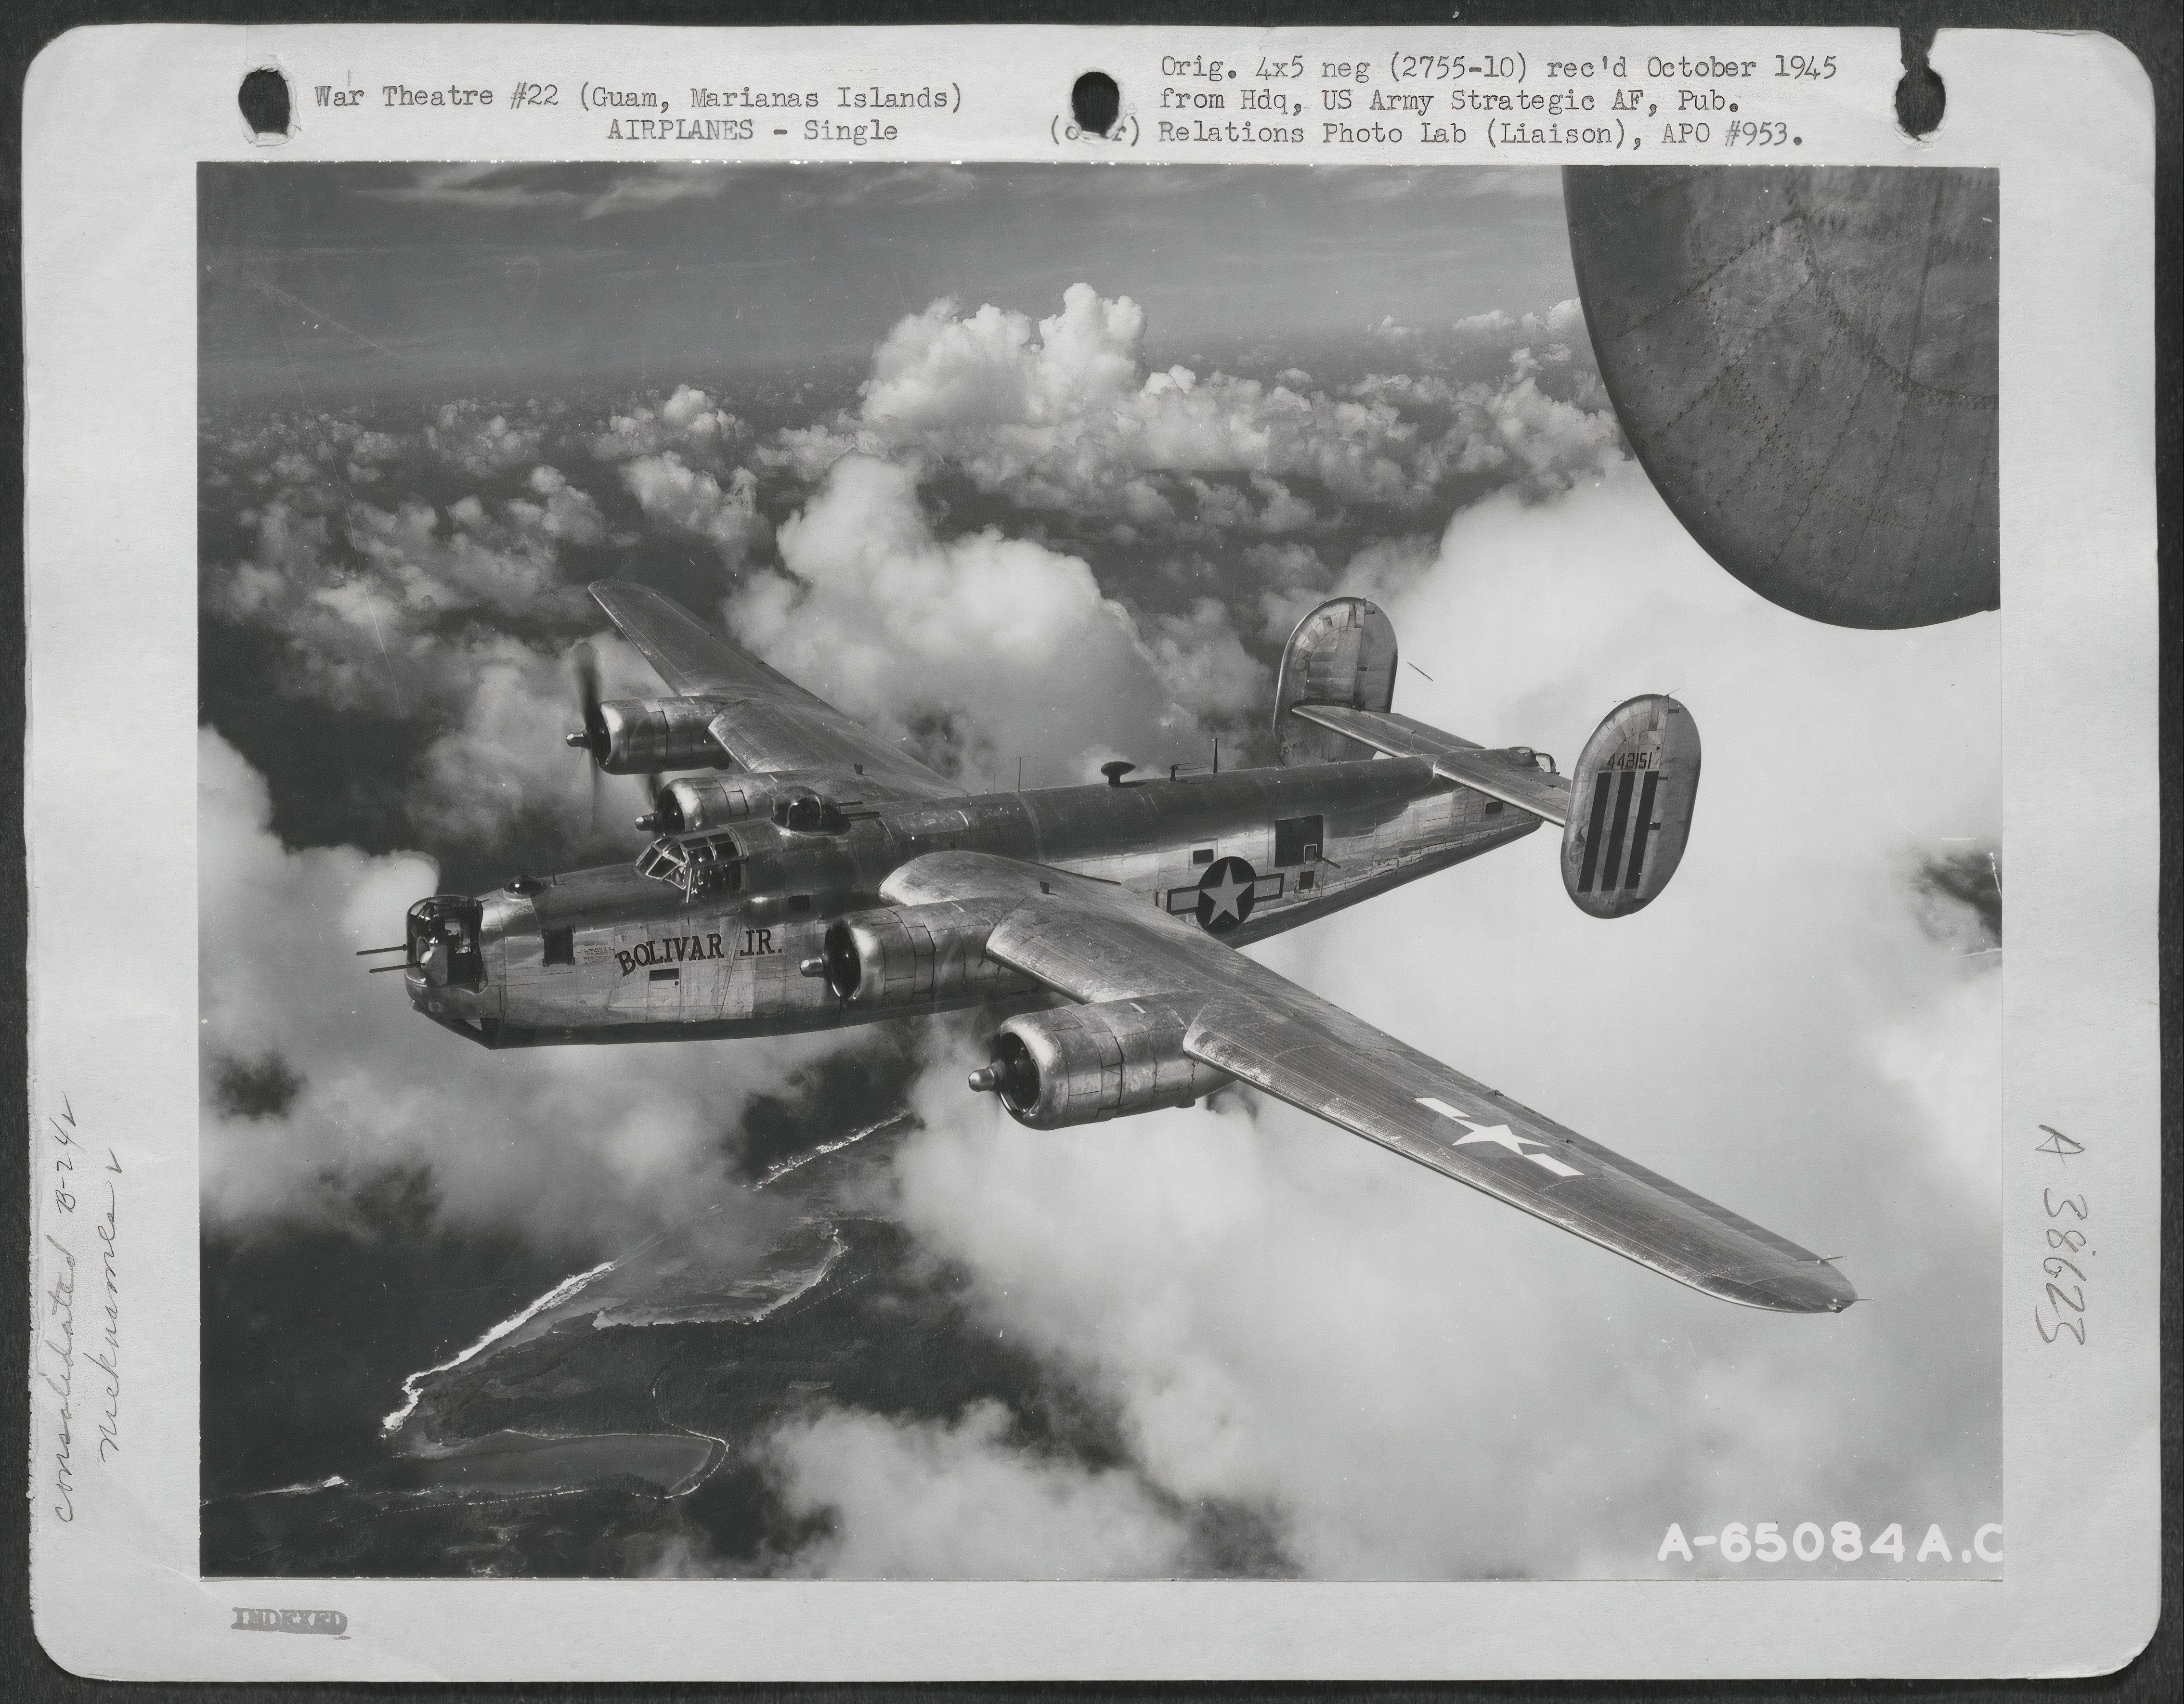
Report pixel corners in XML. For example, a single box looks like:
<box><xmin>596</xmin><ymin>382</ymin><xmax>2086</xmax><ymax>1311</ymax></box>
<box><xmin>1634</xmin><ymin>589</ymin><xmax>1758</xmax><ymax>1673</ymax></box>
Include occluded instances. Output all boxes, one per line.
<box><xmin>203</xmin><ymin>491</ymin><xmax>597</xmax><ymax>740</ymax></box>
<box><xmin>760</xmin><ymin>284</ymin><xmax>1625</xmax><ymax>555</ymax></box>
<box><xmin>763</xmin><ymin>289</ymin><xmax>1385</xmax><ymax>525</ymax></box>
<box><xmin>729</xmin><ymin>453</ymin><xmax>1266</xmax><ymax>787</ymax></box>
<box><xmin>346</xmin><ymin>494</ymin><xmax>571</xmax><ymax>618</ymax></box>
<box><xmin>427</xmin><ymin>400</ymin><xmax>548</xmax><ymax>478</ymax></box>
<box><xmin>201</xmin><ymin>410</ymin><xmax>615</xmax><ymax>817</ymax></box>
<box><xmin>619</xmin><ymin>453</ymin><xmax>771</xmax><ymax>568</ymax></box>
<box><xmin>1255</xmin><ymin>530</ymin><xmax>1442</xmax><ymax>645</ymax></box>
<box><xmin>862</xmin><ymin>285</ymin><xmax>1147</xmax><ymax>429</ymax></box>
<box><xmin>199</xmin><ymin>727</ymin><xmax>836</xmax><ymax>1248</ymax></box>
<box><xmin>850</xmin><ymin>458</ymin><xmax>2001</xmax><ymax>1579</ymax></box>
<box><xmin>507</xmin><ymin>465</ymin><xmax>607</xmax><ymax>548</ymax></box>
<box><xmin>590</xmin><ymin>384</ymin><xmax>752</xmax><ymax>474</ymax></box>
<box><xmin>762</xmin><ymin>1402</ymin><xmax>1195</xmax><ymax>1578</ymax></box>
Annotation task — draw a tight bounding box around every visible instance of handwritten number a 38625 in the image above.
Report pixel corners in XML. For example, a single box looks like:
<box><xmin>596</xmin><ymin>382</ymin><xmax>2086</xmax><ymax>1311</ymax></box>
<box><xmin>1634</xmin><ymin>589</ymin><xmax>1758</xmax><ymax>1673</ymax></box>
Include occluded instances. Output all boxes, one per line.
<box><xmin>2035</xmin><ymin>1135</ymin><xmax>2090</xmax><ymax>1345</ymax></box>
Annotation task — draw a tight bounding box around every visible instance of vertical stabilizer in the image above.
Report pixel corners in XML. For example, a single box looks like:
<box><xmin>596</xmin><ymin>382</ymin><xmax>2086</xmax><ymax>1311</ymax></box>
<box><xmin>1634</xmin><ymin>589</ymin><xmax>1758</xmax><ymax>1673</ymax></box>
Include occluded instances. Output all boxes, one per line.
<box><xmin>1274</xmin><ymin>598</ymin><xmax>1399</xmax><ymax>765</ymax></box>
<box><xmin>1561</xmin><ymin>695</ymin><xmax>1701</xmax><ymax>917</ymax></box>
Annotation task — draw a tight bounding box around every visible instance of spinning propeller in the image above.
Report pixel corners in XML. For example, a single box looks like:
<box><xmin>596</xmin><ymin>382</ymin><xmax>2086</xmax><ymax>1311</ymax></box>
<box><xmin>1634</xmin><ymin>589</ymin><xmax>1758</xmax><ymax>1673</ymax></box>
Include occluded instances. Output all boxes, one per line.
<box><xmin>564</xmin><ymin>642</ymin><xmax>661</xmax><ymax>833</ymax></box>
<box><xmin>564</xmin><ymin>642</ymin><xmax>608</xmax><ymax>825</ymax></box>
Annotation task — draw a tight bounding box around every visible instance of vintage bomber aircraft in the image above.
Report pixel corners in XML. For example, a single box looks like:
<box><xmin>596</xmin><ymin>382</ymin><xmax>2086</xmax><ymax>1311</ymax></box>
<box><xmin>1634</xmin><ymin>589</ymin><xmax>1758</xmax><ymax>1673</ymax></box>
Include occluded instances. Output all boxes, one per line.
<box><xmin>380</xmin><ymin>582</ymin><xmax>1856</xmax><ymax>1314</ymax></box>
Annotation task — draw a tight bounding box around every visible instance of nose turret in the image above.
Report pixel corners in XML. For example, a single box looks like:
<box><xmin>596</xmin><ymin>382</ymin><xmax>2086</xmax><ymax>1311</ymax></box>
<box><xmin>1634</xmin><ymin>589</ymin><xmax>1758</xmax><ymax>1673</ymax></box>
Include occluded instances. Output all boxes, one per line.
<box><xmin>393</xmin><ymin>893</ymin><xmax>508</xmax><ymax>1045</ymax></box>
<box><xmin>404</xmin><ymin>894</ymin><xmax>487</xmax><ymax>990</ymax></box>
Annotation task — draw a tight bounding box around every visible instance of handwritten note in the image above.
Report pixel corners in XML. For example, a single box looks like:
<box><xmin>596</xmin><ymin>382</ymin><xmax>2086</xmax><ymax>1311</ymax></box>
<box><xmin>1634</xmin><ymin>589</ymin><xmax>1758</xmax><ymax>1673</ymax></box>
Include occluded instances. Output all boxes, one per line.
<box><xmin>2032</xmin><ymin>1123</ymin><xmax>2090</xmax><ymax>1346</ymax></box>
<box><xmin>36</xmin><ymin>1095</ymin><xmax>122</xmax><ymax>1524</ymax></box>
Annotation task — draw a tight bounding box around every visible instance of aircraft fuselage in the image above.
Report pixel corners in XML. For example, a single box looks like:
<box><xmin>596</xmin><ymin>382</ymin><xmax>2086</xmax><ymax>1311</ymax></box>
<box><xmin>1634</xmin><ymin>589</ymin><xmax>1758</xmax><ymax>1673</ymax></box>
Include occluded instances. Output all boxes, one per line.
<box><xmin>404</xmin><ymin>754</ymin><xmax>1541</xmax><ymax>1047</ymax></box>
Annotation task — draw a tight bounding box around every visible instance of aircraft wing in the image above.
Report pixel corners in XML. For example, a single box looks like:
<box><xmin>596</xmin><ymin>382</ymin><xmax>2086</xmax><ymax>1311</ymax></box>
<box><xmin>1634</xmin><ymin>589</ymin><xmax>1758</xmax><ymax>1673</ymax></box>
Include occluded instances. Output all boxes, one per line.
<box><xmin>884</xmin><ymin>850</ymin><xmax>1855</xmax><ymax>1314</ymax></box>
<box><xmin>589</xmin><ymin>581</ymin><xmax>962</xmax><ymax>800</ymax></box>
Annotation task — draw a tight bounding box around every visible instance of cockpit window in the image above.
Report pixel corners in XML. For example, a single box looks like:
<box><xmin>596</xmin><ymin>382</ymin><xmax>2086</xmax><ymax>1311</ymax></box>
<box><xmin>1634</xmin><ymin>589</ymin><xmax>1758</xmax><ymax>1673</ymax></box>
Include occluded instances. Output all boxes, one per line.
<box><xmin>636</xmin><ymin>832</ymin><xmax>743</xmax><ymax>899</ymax></box>
<box><xmin>772</xmin><ymin>792</ymin><xmax>850</xmax><ymax>834</ymax></box>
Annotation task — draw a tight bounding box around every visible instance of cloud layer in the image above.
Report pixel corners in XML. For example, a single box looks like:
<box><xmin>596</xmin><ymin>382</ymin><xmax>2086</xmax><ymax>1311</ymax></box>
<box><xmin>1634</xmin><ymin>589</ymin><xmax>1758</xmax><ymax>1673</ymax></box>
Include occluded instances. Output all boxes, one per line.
<box><xmin>768</xmin><ymin>284</ymin><xmax>1624</xmax><ymax>542</ymax></box>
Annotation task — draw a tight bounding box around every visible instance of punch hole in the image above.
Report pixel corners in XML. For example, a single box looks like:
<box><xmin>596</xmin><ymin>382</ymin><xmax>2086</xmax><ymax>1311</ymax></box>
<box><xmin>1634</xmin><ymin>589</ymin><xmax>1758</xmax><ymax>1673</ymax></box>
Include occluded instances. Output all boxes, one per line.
<box><xmin>1072</xmin><ymin>71</ymin><xmax>1120</xmax><ymax>137</ymax></box>
<box><xmin>239</xmin><ymin>66</ymin><xmax>293</xmax><ymax>139</ymax></box>
<box><xmin>1894</xmin><ymin>28</ymin><xmax>1945</xmax><ymax>138</ymax></box>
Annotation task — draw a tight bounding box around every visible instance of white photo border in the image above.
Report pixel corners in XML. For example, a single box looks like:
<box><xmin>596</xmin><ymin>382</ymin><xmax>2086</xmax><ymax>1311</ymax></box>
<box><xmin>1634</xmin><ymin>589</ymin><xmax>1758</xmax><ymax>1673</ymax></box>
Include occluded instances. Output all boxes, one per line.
<box><xmin>21</xmin><ymin>21</ymin><xmax>2160</xmax><ymax>1681</ymax></box>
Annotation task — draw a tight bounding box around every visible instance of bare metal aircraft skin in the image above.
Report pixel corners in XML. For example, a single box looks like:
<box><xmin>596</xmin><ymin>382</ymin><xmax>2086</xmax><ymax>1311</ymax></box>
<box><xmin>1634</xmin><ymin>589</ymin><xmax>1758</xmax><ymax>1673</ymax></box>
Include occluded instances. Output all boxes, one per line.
<box><xmin>382</xmin><ymin>581</ymin><xmax>1856</xmax><ymax>1316</ymax></box>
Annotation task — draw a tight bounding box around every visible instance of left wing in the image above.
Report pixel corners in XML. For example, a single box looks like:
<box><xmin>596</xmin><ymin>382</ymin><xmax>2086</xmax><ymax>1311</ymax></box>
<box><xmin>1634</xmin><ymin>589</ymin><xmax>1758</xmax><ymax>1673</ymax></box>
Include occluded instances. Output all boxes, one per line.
<box><xmin>590</xmin><ymin>581</ymin><xmax>962</xmax><ymax>800</ymax></box>
<box><xmin>886</xmin><ymin>850</ymin><xmax>1855</xmax><ymax>1314</ymax></box>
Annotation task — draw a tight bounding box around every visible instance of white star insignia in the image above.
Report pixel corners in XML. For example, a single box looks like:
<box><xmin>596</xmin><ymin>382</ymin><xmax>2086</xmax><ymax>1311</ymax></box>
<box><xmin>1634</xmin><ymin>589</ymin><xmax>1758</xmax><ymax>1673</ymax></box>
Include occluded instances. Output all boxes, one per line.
<box><xmin>1202</xmin><ymin>870</ymin><xmax>1251</xmax><ymax>922</ymax></box>
<box><xmin>1417</xmin><ymin>1096</ymin><xmax>1583</xmax><ymax>1178</ymax></box>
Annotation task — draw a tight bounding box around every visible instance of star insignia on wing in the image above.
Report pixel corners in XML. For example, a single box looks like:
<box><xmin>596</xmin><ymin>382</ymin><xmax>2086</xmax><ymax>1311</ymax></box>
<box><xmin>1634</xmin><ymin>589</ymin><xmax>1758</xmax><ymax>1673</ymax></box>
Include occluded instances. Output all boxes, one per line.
<box><xmin>1417</xmin><ymin>1096</ymin><xmax>1583</xmax><ymax>1178</ymax></box>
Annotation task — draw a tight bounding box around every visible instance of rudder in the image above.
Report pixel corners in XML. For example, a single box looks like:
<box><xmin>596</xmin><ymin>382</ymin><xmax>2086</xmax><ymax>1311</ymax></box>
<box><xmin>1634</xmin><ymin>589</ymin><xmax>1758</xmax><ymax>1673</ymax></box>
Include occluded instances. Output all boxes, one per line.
<box><xmin>1561</xmin><ymin>695</ymin><xmax>1700</xmax><ymax>917</ymax></box>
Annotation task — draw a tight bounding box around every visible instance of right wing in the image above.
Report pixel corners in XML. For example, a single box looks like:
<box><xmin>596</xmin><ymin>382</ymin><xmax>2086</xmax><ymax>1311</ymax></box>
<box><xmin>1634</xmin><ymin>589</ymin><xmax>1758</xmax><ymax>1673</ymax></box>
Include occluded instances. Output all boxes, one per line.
<box><xmin>1289</xmin><ymin>703</ymin><xmax>1571</xmax><ymax>824</ymax></box>
<box><xmin>590</xmin><ymin>581</ymin><xmax>962</xmax><ymax>800</ymax></box>
<box><xmin>886</xmin><ymin>850</ymin><xmax>1856</xmax><ymax>1314</ymax></box>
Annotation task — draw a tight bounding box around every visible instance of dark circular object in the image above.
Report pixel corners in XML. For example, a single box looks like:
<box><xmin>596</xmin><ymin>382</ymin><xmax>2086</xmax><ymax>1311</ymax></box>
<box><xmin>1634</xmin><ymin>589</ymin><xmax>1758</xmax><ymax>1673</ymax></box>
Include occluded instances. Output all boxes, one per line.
<box><xmin>1565</xmin><ymin>166</ymin><xmax>1998</xmax><ymax>629</ymax></box>
<box><xmin>1072</xmin><ymin>71</ymin><xmax>1120</xmax><ymax>137</ymax></box>
<box><xmin>1896</xmin><ymin>64</ymin><xmax>1946</xmax><ymax>137</ymax></box>
<box><xmin>238</xmin><ymin>67</ymin><xmax>291</xmax><ymax>137</ymax></box>
<box><xmin>1195</xmin><ymin>857</ymin><xmax>1258</xmax><ymax>935</ymax></box>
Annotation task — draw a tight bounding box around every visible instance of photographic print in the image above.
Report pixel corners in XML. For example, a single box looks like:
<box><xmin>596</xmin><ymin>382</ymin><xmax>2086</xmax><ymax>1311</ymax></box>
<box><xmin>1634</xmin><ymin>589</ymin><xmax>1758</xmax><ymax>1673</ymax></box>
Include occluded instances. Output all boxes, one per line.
<box><xmin>194</xmin><ymin>158</ymin><xmax>2006</xmax><ymax>1583</ymax></box>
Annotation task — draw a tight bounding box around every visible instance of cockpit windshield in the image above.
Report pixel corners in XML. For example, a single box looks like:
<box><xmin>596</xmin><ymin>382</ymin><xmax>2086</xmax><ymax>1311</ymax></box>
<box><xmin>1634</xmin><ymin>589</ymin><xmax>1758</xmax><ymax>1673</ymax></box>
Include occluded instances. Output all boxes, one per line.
<box><xmin>771</xmin><ymin>792</ymin><xmax>851</xmax><ymax>834</ymax></box>
<box><xmin>635</xmin><ymin>830</ymin><xmax>743</xmax><ymax>900</ymax></box>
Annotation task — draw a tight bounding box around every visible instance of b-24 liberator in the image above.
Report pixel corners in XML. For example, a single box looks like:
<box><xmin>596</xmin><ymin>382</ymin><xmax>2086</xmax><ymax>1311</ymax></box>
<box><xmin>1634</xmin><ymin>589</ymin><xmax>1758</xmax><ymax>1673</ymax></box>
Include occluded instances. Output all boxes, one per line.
<box><xmin>376</xmin><ymin>582</ymin><xmax>1856</xmax><ymax>1315</ymax></box>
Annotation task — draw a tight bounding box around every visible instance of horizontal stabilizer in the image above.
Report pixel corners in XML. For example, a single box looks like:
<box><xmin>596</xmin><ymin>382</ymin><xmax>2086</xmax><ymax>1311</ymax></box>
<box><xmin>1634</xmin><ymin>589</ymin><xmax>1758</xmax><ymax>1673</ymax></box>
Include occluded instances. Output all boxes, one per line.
<box><xmin>1289</xmin><ymin>704</ymin><xmax>1572</xmax><ymax>826</ymax></box>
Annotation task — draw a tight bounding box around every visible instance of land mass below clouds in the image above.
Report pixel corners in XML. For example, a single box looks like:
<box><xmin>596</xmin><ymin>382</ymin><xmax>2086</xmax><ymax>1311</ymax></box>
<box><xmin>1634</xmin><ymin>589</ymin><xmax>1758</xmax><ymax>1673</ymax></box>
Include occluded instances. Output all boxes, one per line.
<box><xmin>202</xmin><ymin>1122</ymin><xmax>1287</xmax><ymax>1580</ymax></box>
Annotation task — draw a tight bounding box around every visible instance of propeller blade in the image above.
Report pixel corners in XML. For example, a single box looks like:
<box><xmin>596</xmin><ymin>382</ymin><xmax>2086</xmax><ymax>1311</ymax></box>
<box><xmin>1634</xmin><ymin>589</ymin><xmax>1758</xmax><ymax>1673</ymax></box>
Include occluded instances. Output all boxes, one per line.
<box><xmin>567</xmin><ymin>641</ymin><xmax>607</xmax><ymax>762</ymax></box>
<box><xmin>574</xmin><ymin>641</ymin><xmax>601</xmax><ymax>724</ymax></box>
<box><xmin>568</xmin><ymin>640</ymin><xmax>608</xmax><ymax>829</ymax></box>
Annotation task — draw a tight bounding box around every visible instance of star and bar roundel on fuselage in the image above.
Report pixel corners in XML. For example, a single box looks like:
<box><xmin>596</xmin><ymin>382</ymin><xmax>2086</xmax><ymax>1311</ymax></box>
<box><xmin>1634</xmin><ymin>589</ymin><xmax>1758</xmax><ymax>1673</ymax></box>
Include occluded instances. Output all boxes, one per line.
<box><xmin>1195</xmin><ymin>856</ymin><xmax>1258</xmax><ymax>934</ymax></box>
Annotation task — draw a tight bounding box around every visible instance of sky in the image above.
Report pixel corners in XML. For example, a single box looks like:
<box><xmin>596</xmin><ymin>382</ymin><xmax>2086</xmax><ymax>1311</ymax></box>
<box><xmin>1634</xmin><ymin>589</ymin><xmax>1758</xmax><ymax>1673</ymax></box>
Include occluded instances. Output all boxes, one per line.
<box><xmin>198</xmin><ymin>161</ymin><xmax>2002</xmax><ymax>1580</ymax></box>
<box><xmin>200</xmin><ymin>162</ymin><xmax>1573</xmax><ymax>402</ymax></box>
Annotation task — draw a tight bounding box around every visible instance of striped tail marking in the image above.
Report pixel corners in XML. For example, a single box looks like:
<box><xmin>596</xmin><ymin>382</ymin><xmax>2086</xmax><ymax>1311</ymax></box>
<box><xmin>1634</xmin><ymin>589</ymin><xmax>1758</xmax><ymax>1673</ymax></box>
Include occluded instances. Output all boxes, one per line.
<box><xmin>1623</xmin><ymin>770</ymin><xmax>1662</xmax><ymax>891</ymax></box>
<box><xmin>1577</xmin><ymin>768</ymin><xmax>1614</xmax><ymax>892</ymax></box>
<box><xmin>1595</xmin><ymin>770</ymin><xmax>1637</xmax><ymax>895</ymax></box>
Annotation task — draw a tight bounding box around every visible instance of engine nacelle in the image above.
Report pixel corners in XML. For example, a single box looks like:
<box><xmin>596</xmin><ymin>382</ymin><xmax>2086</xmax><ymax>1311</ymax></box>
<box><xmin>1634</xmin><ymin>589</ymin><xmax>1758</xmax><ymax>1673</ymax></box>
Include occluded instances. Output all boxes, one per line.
<box><xmin>970</xmin><ymin>999</ymin><xmax>1232</xmax><ymax>1130</ymax></box>
<box><xmin>815</xmin><ymin>899</ymin><xmax>1032</xmax><ymax>1009</ymax></box>
<box><xmin>590</xmin><ymin>698</ymin><xmax>730</xmax><ymax>774</ymax></box>
<box><xmin>642</xmin><ymin>775</ymin><xmax>756</xmax><ymax>833</ymax></box>
<box><xmin>643</xmin><ymin>772</ymin><xmax>866</xmax><ymax>836</ymax></box>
